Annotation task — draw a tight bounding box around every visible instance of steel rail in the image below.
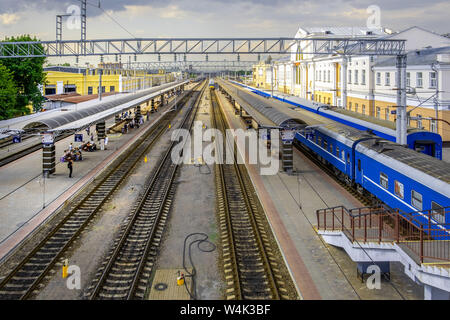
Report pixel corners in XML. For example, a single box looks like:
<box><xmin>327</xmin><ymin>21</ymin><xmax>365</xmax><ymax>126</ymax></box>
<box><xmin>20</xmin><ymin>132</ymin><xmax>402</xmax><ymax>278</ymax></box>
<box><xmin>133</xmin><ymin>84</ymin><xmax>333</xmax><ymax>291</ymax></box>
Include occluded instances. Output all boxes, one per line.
<box><xmin>87</xmin><ymin>81</ymin><xmax>207</xmax><ymax>299</ymax></box>
<box><xmin>211</xmin><ymin>89</ymin><xmax>282</xmax><ymax>300</ymax></box>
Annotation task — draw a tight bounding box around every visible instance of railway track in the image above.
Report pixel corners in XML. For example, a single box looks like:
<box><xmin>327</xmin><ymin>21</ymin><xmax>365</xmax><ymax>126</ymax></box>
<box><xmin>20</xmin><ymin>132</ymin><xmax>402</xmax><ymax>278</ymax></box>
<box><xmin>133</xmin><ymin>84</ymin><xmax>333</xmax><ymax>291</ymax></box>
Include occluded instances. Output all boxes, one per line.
<box><xmin>0</xmin><ymin>133</ymin><xmax>72</xmax><ymax>167</ymax></box>
<box><xmin>211</xmin><ymin>89</ymin><xmax>298</xmax><ymax>300</ymax></box>
<box><xmin>293</xmin><ymin>140</ymin><xmax>373</xmax><ymax>207</ymax></box>
<box><xmin>84</xmin><ymin>82</ymin><xmax>207</xmax><ymax>300</ymax></box>
<box><xmin>0</xmin><ymin>86</ymin><xmax>199</xmax><ymax>300</ymax></box>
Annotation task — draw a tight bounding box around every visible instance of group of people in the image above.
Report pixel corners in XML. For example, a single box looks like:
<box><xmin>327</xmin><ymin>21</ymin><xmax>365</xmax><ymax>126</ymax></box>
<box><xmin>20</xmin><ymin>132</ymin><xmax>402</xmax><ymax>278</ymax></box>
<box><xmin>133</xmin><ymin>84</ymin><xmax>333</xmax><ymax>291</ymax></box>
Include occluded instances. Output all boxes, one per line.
<box><xmin>121</xmin><ymin>115</ymin><xmax>145</xmax><ymax>134</ymax></box>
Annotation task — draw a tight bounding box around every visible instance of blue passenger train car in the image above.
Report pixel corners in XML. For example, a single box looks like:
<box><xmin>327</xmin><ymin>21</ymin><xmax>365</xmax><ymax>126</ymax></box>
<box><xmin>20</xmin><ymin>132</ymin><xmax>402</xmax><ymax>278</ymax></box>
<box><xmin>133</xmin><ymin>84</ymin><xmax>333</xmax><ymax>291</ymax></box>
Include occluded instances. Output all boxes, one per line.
<box><xmin>231</xmin><ymin>81</ymin><xmax>443</xmax><ymax>160</ymax></box>
<box><xmin>295</xmin><ymin>123</ymin><xmax>450</xmax><ymax>232</ymax></box>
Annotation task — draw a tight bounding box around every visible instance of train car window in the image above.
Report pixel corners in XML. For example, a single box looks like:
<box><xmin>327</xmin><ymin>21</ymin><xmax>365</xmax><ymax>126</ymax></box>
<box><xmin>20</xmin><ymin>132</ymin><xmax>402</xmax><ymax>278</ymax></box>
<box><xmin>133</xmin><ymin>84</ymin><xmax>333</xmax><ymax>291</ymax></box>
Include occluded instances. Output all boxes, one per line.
<box><xmin>323</xmin><ymin>140</ymin><xmax>328</xmax><ymax>150</ymax></box>
<box><xmin>318</xmin><ymin>136</ymin><xmax>322</xmax><ymax>146</ymax></box>
<box><xmin>380</xmin><ymin>172</ymin><xmax>388</xmax><ymax>189</ymax></box>
<box><xmin>411</xmin><ymin>190</ymin><xmax>423</xmax><ymax>211</ymax></box>
<box><xmin>357</xmin><ymin>159</ymin><xmax>361</xmax><ymax>171</ymax></box>
<box><xmin>394</xmin><ymin>180</ymin><xmax>404</xmax><ymax>199</ymax></box>
<box><xmin>346</xmin><ymin>153</ymin><xmax>350</xmax><ymax>165</ymax></box>
<box><xmin>431</xmin><ymin>202</ymin><xmax>445</xmax><ymax>224</ymax></box>
<box><xmin>329</xmin><ymin>143</ymin><xmax>333</xmax><ymax>153</ymax></box>
<box><xmin>336</xmin><ymin>146</ymin><xmax>340</xmax><ymax>157</ymax></box>
<box><xmin>342</xmin><ymin>150</ymin><xmax>345</xmax><ymax>161</ymax></box>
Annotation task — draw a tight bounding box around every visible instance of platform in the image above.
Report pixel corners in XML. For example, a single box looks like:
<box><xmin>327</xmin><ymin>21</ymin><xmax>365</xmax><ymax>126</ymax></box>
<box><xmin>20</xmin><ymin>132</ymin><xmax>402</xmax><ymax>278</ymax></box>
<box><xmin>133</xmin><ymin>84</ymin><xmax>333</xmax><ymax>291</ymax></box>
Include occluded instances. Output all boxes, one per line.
<box><xmin>148</xmin><ymin>269</ymin><xmax>193</xmax><ymax>300</ymax></box>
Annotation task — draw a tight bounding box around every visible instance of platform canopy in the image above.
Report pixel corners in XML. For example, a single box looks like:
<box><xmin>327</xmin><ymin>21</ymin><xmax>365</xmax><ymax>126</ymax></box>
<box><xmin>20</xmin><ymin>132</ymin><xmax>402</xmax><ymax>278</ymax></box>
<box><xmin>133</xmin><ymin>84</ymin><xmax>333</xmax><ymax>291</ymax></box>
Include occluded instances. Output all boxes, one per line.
<box><xmin>24</xmin><ymin>81</ymin><xmax>188</xmax><ymax>133</ymax></box>
<box><xmin>217</xmin><ymin>79</ymin><xmax>306</xmax><ymax>128</ymax></box>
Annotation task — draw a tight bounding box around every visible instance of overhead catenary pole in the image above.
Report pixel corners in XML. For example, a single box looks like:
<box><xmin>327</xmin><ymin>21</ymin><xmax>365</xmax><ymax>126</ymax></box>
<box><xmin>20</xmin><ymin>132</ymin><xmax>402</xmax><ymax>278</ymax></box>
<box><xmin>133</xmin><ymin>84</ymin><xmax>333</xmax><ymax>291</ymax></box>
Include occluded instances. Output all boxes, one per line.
<box><xmin>98</xmin><ymin>69</ymin><xmax>103</xmax><ymax>101</ymax></box>
<box><xmin>396</xmin><ymin>54</ymin><xmax>407</xmax><ymax>145</ymax></box>
<box><xmin>341</xmin><ymin>56</ymin><xmax>347</xmax><ymax>109</ymax></box>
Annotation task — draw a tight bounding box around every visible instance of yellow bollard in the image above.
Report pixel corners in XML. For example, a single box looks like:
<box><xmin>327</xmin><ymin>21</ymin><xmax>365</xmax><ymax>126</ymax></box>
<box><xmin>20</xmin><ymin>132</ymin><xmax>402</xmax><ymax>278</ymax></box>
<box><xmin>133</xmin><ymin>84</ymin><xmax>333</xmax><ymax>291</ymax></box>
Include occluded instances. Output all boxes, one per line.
<box><xmin>62</xmin><ymin>259</ymin><xmax>69</xmax><ymax>279</ymax></box>
<box><xmin>168</xmin><ymin>124</ymin><xmax>171</xmax><ymax>129</ymax></box>
<box><xmin>144</xmin><ymin>156</ymin><xmax>148</xmax><ymax>163</ymax></box>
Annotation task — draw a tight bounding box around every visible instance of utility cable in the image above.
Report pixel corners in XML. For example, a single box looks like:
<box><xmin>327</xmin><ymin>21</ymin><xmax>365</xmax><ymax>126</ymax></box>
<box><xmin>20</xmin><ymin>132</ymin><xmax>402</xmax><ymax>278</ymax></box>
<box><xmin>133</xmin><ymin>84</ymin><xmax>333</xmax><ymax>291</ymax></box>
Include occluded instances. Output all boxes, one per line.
<box><xmin>181</xmin><ymin>233</ymin><xmax>216</xmax><ymax>300</ymax></box>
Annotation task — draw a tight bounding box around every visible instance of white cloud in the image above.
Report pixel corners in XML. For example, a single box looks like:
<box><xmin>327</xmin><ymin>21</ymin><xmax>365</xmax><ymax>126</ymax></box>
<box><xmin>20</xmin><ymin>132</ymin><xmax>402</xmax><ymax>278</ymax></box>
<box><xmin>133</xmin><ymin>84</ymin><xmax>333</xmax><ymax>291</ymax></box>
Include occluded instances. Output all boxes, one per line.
<box><xmin>0</xmin><ymin>13</ymin><xmax>19</xmax><ymax>25</ymax></box>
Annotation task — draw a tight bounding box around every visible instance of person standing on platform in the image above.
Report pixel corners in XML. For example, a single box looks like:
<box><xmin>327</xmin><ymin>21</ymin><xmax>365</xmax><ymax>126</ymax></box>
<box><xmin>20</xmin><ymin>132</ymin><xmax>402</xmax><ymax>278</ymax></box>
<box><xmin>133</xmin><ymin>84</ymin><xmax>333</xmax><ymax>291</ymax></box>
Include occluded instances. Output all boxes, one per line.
<box><xmin>68</xmin><ymin>142</ymin><xmax>73</xmax><ymax>152</ymax></box>
<box><xmin>67</xmin><ymin>154</ymin><xmax>73</xmax><ymax>178</ymax></box>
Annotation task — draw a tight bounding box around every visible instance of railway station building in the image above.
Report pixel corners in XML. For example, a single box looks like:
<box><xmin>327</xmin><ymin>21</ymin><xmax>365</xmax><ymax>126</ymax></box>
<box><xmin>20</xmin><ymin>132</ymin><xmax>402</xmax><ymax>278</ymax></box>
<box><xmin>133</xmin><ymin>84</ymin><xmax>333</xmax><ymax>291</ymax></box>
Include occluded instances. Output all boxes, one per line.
<box><xmin>254</xmin><ymin>26</ymin><xmax>450</xmax><ymax>142</ymax></box>
<box><xmin>43</xmin><ymin>64</ymin><xmax>175</xmax><ymax>97</ymax></box>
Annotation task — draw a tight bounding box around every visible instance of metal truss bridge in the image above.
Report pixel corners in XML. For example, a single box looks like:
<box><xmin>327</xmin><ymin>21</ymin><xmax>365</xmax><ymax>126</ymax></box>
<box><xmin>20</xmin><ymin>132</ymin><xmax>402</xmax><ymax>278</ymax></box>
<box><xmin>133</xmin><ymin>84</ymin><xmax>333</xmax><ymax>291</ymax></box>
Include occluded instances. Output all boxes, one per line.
<box><xmin>0</xmin><ymin>37</ymin><xmax>406</xmax><ymax>58</ymax></box>
<box><xmin>123</xmin><ymin>61</ymin><xmax>256</xmax><ymax>71</ymax></box>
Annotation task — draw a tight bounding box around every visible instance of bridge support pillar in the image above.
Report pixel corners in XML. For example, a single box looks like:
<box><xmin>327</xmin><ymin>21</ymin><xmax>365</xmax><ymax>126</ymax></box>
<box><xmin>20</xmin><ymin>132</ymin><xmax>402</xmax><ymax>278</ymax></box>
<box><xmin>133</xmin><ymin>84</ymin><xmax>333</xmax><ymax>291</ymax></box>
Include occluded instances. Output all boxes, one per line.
<box><xmin>42</xmin><ymin>144</ymin><xmax>56</xmax><ymax>175</ymax></box>
<box><xmin>96</xmin><ymin>121</ymin><xmax>106</xmax><ymax>141</ymax></box>
<box><xmin>424</xmin><ymin>284</ymin><xmax>450</xmax><ymax>300</ymax></box>
<box><xmin>135</xmin><ymin>105</ymin><xmax>141</xmax><ymax>124</ymax></box>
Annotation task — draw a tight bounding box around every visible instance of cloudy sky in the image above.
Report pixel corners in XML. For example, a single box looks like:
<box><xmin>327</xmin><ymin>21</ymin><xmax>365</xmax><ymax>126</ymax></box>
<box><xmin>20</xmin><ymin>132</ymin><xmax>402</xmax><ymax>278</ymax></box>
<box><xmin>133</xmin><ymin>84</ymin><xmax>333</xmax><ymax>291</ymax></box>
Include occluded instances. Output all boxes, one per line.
<box><xmin>0</xmin><ymin>0</ymin><xmax>449</xmax><ymax>64</ymax></box>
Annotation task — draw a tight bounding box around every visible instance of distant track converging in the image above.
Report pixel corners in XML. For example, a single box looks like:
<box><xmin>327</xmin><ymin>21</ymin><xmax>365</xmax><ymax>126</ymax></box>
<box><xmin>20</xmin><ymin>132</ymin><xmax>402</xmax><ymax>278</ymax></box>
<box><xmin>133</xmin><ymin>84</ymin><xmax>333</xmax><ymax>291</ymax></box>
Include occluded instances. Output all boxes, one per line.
<box><xmin>211</xmin><ymin>89</ymin><xmax>298</xmax><ymax>300</ymax></box>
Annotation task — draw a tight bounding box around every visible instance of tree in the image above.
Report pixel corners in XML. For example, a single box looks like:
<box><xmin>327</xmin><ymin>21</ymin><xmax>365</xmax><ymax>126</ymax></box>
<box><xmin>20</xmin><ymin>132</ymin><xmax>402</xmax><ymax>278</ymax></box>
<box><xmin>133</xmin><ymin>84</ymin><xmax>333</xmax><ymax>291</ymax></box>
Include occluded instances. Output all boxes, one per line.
<box><xmin>0</xmin><ymin>64</ymin><xmax>17</xmax><ymax>120</ymax></box>
<box><xmin>1</xmin><ymin>35</ymin><xmax>46</xmax><ymax>115</ymax></box>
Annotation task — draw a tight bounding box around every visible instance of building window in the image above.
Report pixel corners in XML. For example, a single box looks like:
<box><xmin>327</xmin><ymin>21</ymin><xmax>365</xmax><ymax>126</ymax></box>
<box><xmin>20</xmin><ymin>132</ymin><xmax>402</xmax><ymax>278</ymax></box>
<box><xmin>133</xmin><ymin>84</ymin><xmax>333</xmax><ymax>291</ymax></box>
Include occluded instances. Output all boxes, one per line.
<box><xmin>430</xmin><ymin>120</ymin><xmax>437</xmax><ymax>133</ymax></box>
<box><xmin>417</xmin><ymin>114</ymin><xmax>422</xmax><ymax>128</ymax></box>
<box><xmin>380</xmin><ymin>172</ymin><xmax>388</xmax><ymax>189</ymax></box>
<box><xmin>431</xmin><ymin>202</ymin><xmax>445</xmax><ymax>224</ymax></box>
<box><xmin>416</xmin><ymin>72</ymin><xmax>423</xmax><ymax>88</ymax></box>
<box><xmin>362</xmin><ymin>105</ymin><xmax>366</xmax><ymax>115</ymax></box>
<box><xmin>429</xmin><ymin>72</ymin><xmax>437</xmax><ymax>88</ymax></box>
<box><xmin>110</xmin><ymin>86</ymin><xmax>115</xmax><ymax>92</ymax></box>
<box><xmin>362</xmin><ymin>70</ymin><xmax>366</xmax><ymax>85</ymax></box>
<box><xmin>88</xmin><ymin>87</ymin><xmax>93</xmax><ymax>95</ymax></box>
<box><xmin>355</xmin><ymin>103</ymin><xmax>358</xmax><ymax>113</ymax></box>
<box><xmin>328</xmin><ymin>70</ymin><xmax>331</xmax><ymax>82</ymax></box>
<box><xmin>411</xmin><ymin>190</ymin><xmax>423</xmax><ymax>211</ymax></box>
<box><xmin>385</xmin><ymin>108</ymin><xmax>389</xmax><ymax>121</ymax></box>
<box><xmin>354</xmin><ymin>70</ymin><xmax>359</xmax><ymax>84</ymax></box>
<box><xmin>385</xmin><ymin>72</ymin><xmax>390</xmax><ymax>86</ymax></box>
<box><xmin>348</xmin><ymin>70</ymin><xmax>352</xmax><ymax>84</ymax></box>
<box><xmin>406</xmin><ymin>72</ymin><xmax>410</xmax><ymax>87</ymax></box>
<box><xmin>348</xmin><ymin>102</ymin><xmax>352</xmax><ymax>110</ymax></box>
<box><xmin>376</xmin><ymin>72</ymin><xmax>381</xmax><ymax>85</ymax></box>
<box><xmin>376</xmin><ymin>107</ymin><xmax>381</xmax><ymax>119</ymax></box>
<box><xmin>394</xmin><ymin>180</ymin><xmax>404</xmax><ymax>199</ymax></box>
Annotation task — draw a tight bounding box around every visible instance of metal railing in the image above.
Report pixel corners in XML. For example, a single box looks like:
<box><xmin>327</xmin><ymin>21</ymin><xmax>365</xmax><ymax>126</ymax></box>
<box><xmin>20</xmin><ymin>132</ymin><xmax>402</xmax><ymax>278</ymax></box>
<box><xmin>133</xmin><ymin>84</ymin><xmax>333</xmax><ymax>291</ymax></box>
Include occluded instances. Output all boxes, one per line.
<box><xmin>316</xmin><ymin>206</ymin><xmax>449</xmax><ymax>264</ymax></box>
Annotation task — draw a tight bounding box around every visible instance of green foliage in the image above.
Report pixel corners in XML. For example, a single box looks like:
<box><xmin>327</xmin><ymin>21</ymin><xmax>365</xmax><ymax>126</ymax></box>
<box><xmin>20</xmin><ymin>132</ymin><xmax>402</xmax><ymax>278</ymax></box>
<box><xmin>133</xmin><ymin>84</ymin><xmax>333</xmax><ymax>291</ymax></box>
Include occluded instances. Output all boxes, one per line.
<box><xmin>1</xmin><ymin>35</ymin><xmax>46</xmax><ymax>115</ymax></box>
<box><xmin>0</xmin><ymin>64</ymin><xmax>17</xmax><ymax>120</ymax></box>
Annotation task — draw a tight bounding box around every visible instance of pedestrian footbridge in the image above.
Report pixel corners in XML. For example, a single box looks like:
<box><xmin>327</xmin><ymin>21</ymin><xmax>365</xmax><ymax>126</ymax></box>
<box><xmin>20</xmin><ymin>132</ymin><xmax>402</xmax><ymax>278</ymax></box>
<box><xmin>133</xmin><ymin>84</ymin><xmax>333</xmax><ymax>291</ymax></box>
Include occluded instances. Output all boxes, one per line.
<box><xmin>316</xmin><ymin>206</ymin><xmax>450</xmax><ymax>300</ymax></box>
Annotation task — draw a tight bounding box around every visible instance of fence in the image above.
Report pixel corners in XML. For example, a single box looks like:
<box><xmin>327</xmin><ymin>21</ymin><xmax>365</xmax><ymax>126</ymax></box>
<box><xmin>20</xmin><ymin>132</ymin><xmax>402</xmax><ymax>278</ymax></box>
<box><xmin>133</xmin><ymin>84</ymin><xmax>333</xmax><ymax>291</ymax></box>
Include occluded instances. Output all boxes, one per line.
<box><xmin>316</xmin><ymin>206</ymin><xmax>449</xmax><ymax>264</ymax></box>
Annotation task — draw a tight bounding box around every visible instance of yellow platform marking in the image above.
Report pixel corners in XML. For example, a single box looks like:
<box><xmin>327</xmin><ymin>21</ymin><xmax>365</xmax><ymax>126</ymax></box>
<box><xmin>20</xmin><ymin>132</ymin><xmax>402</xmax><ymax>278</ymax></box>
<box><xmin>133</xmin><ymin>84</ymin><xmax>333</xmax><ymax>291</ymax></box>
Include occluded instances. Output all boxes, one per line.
<box><xmin>148</xmin><ymin>269</ymin><xmax>192</xmax><ymax>300</ymax></box>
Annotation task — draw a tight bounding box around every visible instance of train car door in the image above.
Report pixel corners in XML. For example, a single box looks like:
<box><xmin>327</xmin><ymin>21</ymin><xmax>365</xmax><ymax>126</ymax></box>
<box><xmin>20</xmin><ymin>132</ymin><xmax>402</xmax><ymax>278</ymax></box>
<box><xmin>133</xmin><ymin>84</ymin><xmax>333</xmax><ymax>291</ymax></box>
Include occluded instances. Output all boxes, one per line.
<box><xmin>414</xmin><ymin>141</ymin><xmax>435</xmax><ymax>158</ymax></box>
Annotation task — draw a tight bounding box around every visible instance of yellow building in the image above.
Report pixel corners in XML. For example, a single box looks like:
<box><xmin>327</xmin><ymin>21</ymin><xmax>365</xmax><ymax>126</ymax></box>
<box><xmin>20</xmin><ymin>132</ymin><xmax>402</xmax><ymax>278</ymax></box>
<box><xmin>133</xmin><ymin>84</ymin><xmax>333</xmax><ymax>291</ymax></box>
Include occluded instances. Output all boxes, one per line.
<box><xmin>43</xmin><ymin>65</ymin><xmax>173</xmax><ymax>96</ymax></box>
<box><xmin>252</xmin><ymin>61</ymin><xmax>273</xmax><ymax>90</ymax></box>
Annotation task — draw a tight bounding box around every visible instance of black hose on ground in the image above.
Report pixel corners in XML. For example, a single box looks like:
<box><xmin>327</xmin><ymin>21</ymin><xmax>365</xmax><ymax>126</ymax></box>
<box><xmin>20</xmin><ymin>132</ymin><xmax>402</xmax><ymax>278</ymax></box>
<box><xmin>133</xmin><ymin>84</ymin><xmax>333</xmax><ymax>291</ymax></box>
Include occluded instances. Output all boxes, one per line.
<box><xmin>182</xmin><ymin>233</ymin><xmax>216</xmax><ymax>300</ymax></box>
